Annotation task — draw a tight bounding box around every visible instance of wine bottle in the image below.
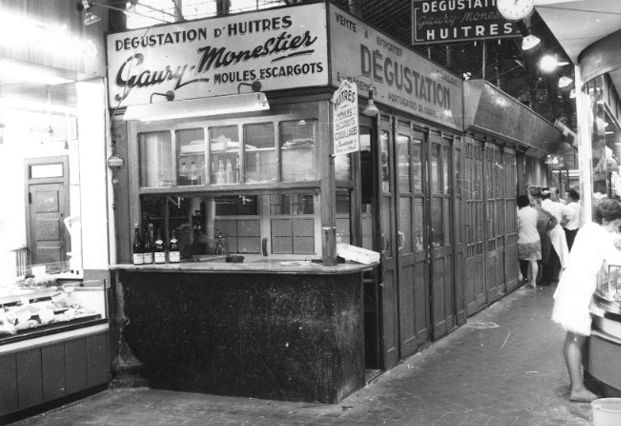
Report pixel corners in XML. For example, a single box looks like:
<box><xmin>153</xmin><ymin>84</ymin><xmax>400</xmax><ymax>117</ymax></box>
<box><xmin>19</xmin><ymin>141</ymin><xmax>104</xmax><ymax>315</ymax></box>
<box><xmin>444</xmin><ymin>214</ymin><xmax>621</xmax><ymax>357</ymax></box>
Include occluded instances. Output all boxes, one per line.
<box><xmin>154</xmin><ymin>229</ymin><xmax>166</xmax><ymax>264</ymax></box>
<box><xmin>168</xmin><ymin>229</ymin><xmax>180</xmax><ymax>263</ymax></box>
<box><xmin>132</xmin><ymin>223</ymin><xmax>144</xmax><ymax>265</ymax></box>
<box><xmin>143</xmin><ymin>225</ymin><xmax>154</xmax><ymax>264</ymax></box>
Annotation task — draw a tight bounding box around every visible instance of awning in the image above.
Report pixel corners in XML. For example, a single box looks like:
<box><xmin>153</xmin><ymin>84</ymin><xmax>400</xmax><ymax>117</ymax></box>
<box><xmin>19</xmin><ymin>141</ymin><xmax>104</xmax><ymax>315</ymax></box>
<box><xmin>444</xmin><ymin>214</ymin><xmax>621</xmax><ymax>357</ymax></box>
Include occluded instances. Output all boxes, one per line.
<box><xmin>463</xmin><ymin>80</ymin><xmax>562</xmax><ymax>154</ymax></box>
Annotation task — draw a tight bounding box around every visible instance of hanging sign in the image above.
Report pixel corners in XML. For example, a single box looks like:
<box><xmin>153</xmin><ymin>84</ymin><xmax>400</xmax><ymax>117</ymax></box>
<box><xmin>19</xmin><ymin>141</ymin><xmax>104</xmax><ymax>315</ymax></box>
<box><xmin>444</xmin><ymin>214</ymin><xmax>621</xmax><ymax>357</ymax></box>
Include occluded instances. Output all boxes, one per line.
<box><xmin>332</xmin><ymin>79</ymin><xmax>359</xmax><ymax>156</ymax></box>
<box><xmin>411</xmin><ymin>0</ymin><xmax>520</xmax><ymax>45</ymax></box>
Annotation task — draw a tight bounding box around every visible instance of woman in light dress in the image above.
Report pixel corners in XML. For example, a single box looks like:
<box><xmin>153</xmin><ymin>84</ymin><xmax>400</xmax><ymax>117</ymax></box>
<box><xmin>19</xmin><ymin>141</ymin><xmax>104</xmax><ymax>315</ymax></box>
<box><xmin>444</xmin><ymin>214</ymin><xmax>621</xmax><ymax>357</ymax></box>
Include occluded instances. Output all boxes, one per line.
<box><xmin>551</xmin><ymin>198</ymin><xmax>621</xmax><ymax>402</ymax></box>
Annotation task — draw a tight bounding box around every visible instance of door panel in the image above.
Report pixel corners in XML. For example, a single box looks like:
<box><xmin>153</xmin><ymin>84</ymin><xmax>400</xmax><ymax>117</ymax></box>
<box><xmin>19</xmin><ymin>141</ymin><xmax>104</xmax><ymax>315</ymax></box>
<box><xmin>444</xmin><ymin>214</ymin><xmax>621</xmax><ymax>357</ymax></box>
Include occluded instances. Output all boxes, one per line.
<box><xmin>503</xmin><ymin>148</ymin><xmax>520</xmax><ymax>292</ymax></box>
<box><xmin>429</xmin><ymin>134</ymin><xmax>455</xmax><ymax>339</ymax></box>
<box><xmin>465</xmin><ymin>138</ymin><xmax>486</xmax><ymax>315</ymax></box>
<box><xmin>485</xmin><ymin>144</ymin><xmax>504</xmax><ymax>302</ymax></box>
<box><xmin>378</xmin><ymin>121</ymin><xmax>399</xmax><ymax>369</ymax></box>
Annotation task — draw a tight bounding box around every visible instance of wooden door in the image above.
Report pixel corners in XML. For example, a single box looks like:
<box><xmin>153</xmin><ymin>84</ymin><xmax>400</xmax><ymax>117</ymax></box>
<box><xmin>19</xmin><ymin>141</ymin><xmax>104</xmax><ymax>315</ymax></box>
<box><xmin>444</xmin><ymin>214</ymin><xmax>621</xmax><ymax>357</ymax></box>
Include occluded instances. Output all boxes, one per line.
<box><xmin>452</xmin><ymin>136</ymin><xmax>467</xmax><ymax>326</ymax></box>
<box><xmin>378</xmin><ymin>116</ymin><xmax>400</xmax><ymax>369</ymax></box>
<box><xmin>465</xmin><ymin>138</ymin><xmax>486</xmax><ymax>315</ymax></box>
<box><xmin>485</xmin><ymin>144</ymin><xmax>504</xmax><ymax>302</ymax></box>
<box><xmin>428</xmin><ymin>132</ymin><xmax>456</xmax><ymax>338</ymax></box>
<box><xmin>503</xmin><ymin>148</ymin><xmax>520</xmax><ymax>292</ymax></box>
<box><xmin>25</xmin><ymin>157</ymin><xmax>70</xmax><ymax>271</ymax></box>
<box><xmin>395</xmin><ymin>122</ymin><xmax>430</xmax><ymax>358</ymax></box>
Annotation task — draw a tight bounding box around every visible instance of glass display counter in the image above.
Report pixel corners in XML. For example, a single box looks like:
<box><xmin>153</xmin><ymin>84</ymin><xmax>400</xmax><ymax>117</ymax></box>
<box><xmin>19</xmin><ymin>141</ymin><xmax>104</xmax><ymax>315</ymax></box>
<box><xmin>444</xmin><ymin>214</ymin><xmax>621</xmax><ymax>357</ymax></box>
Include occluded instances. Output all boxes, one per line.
<box><xmin>0</xmin><ymin>277</ymin><xmax>107</xmax><ymax>344</ymax></box>
<box><xmin>586</xmin><ymin>264</ymin><xmax>621</xmax><ymax>397</ymax></box>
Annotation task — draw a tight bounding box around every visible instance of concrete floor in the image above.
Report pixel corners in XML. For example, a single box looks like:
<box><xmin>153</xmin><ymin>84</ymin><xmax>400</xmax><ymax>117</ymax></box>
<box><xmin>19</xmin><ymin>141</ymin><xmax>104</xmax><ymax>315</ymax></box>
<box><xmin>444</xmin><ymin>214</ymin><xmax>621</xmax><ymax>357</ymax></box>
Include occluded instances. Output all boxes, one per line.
<box><xmin>8</xmin><ymin>285</ymin><xmax>595</xmax><ymax>426</ymax></box>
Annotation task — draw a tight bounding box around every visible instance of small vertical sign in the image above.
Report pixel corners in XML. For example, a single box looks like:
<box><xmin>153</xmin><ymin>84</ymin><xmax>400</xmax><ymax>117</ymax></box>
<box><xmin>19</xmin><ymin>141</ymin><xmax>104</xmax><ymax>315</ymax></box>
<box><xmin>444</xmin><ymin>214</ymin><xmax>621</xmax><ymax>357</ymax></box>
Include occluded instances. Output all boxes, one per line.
<box><xmin>332</xmin><ymin>79</ymin><xmax>359</xmax><ymax>156</ymax></box>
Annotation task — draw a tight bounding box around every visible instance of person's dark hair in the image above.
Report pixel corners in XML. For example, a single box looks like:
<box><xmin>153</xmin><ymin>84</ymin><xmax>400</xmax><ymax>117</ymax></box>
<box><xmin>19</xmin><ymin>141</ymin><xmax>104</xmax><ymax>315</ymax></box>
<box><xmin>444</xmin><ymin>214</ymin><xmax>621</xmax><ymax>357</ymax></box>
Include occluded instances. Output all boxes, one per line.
<box><xmin>566</xmin><ymin>189</ymin><xmax>579</xmax><ymax>201</ymax></box>
<box><xmin>530</xmin><ymin>186</ymin><xmax>542</xmax><ymax>198</ymax></box>
<box><xmin>593</xmin><ymin>198</ymin><xmax>621</xmax><ymax>224</ymax></box>
<box><xmin>541</xmin><ymin>187</ymin><xmax>551</xmax><ymax>200</ymax></box>
<box><xmin>517</xmin><ymin>195</ymin><xmax>530</xmax><ymax>208</ymax></box>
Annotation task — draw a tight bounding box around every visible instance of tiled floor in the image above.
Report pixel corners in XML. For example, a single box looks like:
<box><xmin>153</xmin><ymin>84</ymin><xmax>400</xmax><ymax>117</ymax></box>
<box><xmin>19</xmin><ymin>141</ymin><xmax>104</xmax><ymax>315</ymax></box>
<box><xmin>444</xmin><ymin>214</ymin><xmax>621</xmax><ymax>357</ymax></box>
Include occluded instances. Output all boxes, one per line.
<box><xmin>9</xmin><ymin>285</ymin><xmax>594</xmax><ymax>426</ymax></box>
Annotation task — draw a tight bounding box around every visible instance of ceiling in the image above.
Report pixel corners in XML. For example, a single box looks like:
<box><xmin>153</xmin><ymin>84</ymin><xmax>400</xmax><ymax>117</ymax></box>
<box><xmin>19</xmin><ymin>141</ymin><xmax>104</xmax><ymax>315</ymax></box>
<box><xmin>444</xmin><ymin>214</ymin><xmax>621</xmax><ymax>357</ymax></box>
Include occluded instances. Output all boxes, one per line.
<box><xmin>535</xmin><ymin>0</ymin><xmax>621</xmax><ymax>95</ymax></box>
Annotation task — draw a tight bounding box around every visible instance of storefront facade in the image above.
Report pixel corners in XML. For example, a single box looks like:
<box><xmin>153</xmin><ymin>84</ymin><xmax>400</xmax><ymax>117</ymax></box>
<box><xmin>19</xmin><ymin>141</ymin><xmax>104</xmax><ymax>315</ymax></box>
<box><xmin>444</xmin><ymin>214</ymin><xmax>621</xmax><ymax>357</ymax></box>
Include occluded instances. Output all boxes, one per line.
<box><xmin>0</xmin><ymin>1</ymin><xmax>111</xmax><ymax>418</ymax></box>
<box><xmin>105</xmin><ymin>1</ymin><xmax>567</xmax><ymax>402</ymax></box>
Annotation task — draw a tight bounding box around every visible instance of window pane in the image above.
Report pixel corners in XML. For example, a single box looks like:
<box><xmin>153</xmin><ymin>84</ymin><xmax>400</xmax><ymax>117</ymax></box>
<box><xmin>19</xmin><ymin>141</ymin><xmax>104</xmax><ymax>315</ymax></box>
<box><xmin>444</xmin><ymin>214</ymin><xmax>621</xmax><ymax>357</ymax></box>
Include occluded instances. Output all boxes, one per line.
<box><xmin>431</xmin><ymin>198</ymin><xmax>443</xmax><ymax>247</ymax></box>
<box><xmin>270</xmin><ymin>193</ymin><xmax>315</xmax><ymax>254</ymax></box>
<box><xmin>244</xmin><ymin>122</ymin><xmax>276</xmax><ymax>183</ymax></box>
<box><xmin>397</xmin><ymin>134</ymin><xmax>411</xmax><ymax>193</ymax></box>
<box><xmin>443</xmin><ymin>145</ymin><xmax>450</xmax><ymax>194</ymax></box>
<box><xmin>412</xmin><ymin>139</ymin><xmax>423</xmax><ymax>192</ymax></box>
<box><xmin>336</xmin><ymin>189</ymin><xmax>351</xmax><ymax>244</ymax></box>
<box><xmin>209</xmin><ymin>125</ymin><xmax>240</xmax><ymax>185</ymax></box>
<box><xmin>335</xmin><ymin>154</ymin><xmax>351</xmax><ymax>181</ymax></box>
<box><xmin>280</xmin><ymin>120</ymin><xmax>316</xmax><ymax>181</ymax></box>
<box><xmin>380</xmin><ymin>130</ymin><xmax>390</xmax><ymax>193</ymax></box>
<box><xmin>430</xmin><ymin>143</ymin><xmax>440</xmax><ymax>193</ymax></box>
<box><xmin>414</xmin><ymin>199</ymin><xmax>424</xmax><ymax>252</ymax></box>
<box><xmin>398</xmin><ymin>198</ymin><xmax>412</xmax><ymax>253</ymax></box>
<box><xmin>139</xmin><ymin>131</ymin><xmax>173</xmax><ymax>188</ymax></box>
<box><xmin>177</xmin><ymin>128</ymin><xmax>205</xmax><ymax>186</ymax></box>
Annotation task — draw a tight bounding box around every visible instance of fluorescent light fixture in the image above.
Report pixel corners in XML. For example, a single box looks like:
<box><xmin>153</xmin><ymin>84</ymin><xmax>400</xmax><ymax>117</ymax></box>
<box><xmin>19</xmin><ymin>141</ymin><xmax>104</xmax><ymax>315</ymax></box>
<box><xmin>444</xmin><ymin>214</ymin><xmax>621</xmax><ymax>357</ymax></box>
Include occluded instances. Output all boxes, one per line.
<box><xmin>521</xmin><ymin>34</ymin><xmax>541</xmax><ymax>51</ymax></box>
<box><xmin>558</xmin><ymin>76</ymin><xmax>573</xmax><ymax>88</ymax></box>
<box><xmin>0</xmin><ymin>60</ymin><xmax>73</xmax><ymax>85</ymax></box>
<box><xmin>124</xmin><ymin>92</ymin><xmax>270</xmax><ymax>121</ymax></box>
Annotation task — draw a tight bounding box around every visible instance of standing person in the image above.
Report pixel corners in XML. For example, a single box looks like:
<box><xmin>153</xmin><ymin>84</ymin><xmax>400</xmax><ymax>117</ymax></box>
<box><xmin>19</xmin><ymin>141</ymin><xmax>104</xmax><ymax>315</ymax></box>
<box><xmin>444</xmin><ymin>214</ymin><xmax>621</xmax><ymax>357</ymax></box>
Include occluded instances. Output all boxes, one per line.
<box><xmin>552</xmin><ymin>198</ymin><xmax>621</xmax><ymax>402</ymax></box>
<box><xmin>563</xmin><ymin>189</ymin><xmax>580</xmax><ymax>251</ymax></box>
<box><xmin>517</xmin><ymin>195</ymin><xmax>540</xmax><ymax>289</ymax></box>
<box><xmin>541</xmin><ymin>188</ymin><xmax>570</xmax><ymax>284</ymax></box>
<box><xmin>531</xmin><ymin>188</ymin><xmax>557</xmax><ymax>286</ymax></box>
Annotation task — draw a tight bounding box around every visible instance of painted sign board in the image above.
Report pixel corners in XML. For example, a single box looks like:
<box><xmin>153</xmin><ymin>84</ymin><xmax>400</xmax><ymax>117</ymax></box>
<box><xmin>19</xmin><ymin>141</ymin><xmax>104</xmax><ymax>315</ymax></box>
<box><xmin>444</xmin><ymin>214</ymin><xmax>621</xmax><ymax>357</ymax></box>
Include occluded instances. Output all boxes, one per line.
<box><xmin>106</xmin><ymin>3</ymin><xmax>329</xmax><ymax>108</ymax></box>
<box><xmin>332</xmin><ymin>79</ymin><xmax>359</xmax><ymax>155</ymax></box>
<box><xmin>329</xmin><ymin>4</ymin><xmax>463</xmax><ymax>130</ymax></box>
<box><xmin>411</xmin><ymin>0</ymin><xmax>520</xmax><ymax>45</ymax></box>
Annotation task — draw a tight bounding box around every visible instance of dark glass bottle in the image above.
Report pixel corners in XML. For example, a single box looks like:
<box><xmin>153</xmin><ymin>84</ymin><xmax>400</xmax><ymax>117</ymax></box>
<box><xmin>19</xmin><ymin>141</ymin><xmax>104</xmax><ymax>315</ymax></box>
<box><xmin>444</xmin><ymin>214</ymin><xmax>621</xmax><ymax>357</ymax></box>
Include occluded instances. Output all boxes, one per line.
<box><xmin>168</xmin><ymin>230</ymin><xmax>180</xmax><ymax>263</ymax></box>
<box><xmin>143</xmin><ymin>224</ymin><xmax>154</xmax><ymax>264</ymax></box>
<box><xmin>132</xmin><ymin>223</ymin><xmax>144</xmax><ymax>265</ymax></box>
<box><xmin>154</xmin><ymin>229</ymin><xmax>166</xmax><ymax>264</ymax></box>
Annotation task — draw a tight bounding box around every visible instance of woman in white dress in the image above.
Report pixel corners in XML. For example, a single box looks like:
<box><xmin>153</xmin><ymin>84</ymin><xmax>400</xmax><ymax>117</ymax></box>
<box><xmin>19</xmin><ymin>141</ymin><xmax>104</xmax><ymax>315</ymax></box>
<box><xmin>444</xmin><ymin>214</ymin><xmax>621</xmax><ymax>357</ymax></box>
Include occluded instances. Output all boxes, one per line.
<box><xmin>551</xmin><ymin>198</ymin><xmax>621</xmax><ymax>402</ymax></box>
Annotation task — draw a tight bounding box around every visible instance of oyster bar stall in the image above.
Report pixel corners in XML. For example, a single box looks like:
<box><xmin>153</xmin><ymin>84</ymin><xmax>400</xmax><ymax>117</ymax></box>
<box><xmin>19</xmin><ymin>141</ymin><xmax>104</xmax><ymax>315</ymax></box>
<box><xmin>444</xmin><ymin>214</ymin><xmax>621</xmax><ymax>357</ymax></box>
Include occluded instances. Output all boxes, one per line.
<box><xmin>107</xmin><ymin>2</ymin><xmax>462</xmax><ymax>403</ymax></box>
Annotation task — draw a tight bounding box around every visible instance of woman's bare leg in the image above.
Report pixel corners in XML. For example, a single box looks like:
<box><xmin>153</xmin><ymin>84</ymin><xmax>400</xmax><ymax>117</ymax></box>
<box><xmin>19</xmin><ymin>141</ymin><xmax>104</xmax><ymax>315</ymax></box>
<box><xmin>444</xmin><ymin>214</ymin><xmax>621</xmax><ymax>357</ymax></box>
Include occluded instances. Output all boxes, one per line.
<box><xmin>563</xmin><ymin>332</ymin><xmax>598</xmax><ymax>401</ymax></box>
<box><xmin>528</xmin><ymin>260</ymin><xmax>538</xmax><ymax>289</ymax></box>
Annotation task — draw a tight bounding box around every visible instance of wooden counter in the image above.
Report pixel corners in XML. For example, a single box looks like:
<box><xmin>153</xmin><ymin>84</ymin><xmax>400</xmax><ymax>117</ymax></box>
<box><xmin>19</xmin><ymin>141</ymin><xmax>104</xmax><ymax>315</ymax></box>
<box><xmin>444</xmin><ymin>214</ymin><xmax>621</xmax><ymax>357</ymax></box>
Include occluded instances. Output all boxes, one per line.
<box><xmin>113</xmin><ymin>261</ymin><xmax>371</xmax><ymax>403</ymax></box>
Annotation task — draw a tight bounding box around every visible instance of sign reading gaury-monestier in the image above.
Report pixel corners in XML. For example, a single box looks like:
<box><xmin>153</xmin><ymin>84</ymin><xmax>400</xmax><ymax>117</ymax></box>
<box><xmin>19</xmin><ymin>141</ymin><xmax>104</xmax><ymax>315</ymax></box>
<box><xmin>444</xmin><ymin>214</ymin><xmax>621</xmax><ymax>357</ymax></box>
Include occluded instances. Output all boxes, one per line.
<box><xmin>106</xmin><ymin>3</ymin><xmax>328</xmax><ymax>107</ymax></box>
<box><xmin>332</xmin><ymin>79</ymin><xmax>359</xmax><ymax>156</ymax></box>
<box><xmin>412</xmin><ymin>0</ymin><xmax>520</xmax><ymax>45</ymax></box>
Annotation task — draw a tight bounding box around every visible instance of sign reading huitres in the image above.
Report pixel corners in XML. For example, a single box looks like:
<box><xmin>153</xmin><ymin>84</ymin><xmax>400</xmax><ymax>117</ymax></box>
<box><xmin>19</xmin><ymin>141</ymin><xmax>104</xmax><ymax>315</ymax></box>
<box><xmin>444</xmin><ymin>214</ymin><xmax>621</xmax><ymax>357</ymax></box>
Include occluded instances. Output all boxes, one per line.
<box><xmin>412</xmin><ymin>0</ymin><xmax>520</xmax><ymax>45</ymax></box>
<box><xmin>332</xmin><ymin>79</ymin><xmax>359</xmax><ymax>156</ymax></box>
<box><xmin>106</xmin><ymin>3</ymin><xmax>328</xmax><ymax>108</ymax></box>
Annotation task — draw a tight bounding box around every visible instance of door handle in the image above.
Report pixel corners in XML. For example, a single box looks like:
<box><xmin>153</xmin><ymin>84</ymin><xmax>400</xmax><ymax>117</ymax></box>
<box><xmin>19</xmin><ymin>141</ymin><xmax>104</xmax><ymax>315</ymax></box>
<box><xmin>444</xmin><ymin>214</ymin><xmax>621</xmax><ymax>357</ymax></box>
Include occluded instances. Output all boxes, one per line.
<box><xmin>262</xmin><ymin>237</ymin><xmax>268</xmax><ymax>256</ymax></box>
<box><xmin>397</xmin><ymin>231</ymin><xmax>405</xmax><ymax>251</ymax></box>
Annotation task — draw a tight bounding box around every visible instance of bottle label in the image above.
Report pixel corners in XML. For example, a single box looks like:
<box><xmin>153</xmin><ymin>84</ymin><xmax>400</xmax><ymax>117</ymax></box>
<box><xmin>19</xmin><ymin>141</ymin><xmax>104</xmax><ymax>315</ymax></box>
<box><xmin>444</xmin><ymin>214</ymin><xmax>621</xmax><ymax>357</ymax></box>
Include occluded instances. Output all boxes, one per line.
<box><xmin>143</xmin><ymin>252</ymin><xmax>153</xmax><ymax>264</ymax></box>
<box><xmin>169</xmin><ymin>251</ymin><xmax>180</xmax><ymax>263</ymax></box>
<box><xmin>133</xmin><ymin>253</ymin><xmax>144</xmax><ymax>265</ymax></box>
<box><xmin>154</xmin><ymin>252</ymin><xmax>166</xmax><ymax>263</ymax></box>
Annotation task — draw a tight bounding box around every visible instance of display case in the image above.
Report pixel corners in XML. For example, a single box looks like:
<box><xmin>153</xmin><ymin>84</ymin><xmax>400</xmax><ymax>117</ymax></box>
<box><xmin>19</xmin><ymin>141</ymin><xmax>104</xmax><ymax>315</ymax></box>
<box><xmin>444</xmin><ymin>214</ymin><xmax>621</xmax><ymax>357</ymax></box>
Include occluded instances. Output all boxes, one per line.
<box><xmin>0</xmin><ymin>277</ymin><xmax>107</xmax><ymax>345</ymax></box>
<box><xmin>595</xmin><ymin>263</ymin><xmax>621</xmax><ymax>313</ymax></box>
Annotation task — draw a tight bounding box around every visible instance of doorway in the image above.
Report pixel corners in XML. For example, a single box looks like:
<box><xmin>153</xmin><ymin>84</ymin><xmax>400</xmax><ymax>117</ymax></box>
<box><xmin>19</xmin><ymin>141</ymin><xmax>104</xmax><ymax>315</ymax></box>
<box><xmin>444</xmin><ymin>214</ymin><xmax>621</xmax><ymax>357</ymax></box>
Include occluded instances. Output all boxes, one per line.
<box><xmin>25</xmin><ymin>156</ymin><xmax>70</xmax><ymax>273</ymax></box>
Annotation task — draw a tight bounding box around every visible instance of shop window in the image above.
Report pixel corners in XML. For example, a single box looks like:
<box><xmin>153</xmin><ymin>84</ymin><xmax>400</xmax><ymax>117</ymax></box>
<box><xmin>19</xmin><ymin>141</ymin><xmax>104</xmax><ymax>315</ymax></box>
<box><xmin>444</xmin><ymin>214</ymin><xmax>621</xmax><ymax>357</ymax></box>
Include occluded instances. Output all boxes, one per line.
<box><xmin>176</xmin><ymin>128</ymin><xmax>205</xmax><ymax>186</ymax></box>
<box><xmin>139</xmin><ymin>131</ymin><xmax>173</xmax><ymax>187</ymax></box>
<box><xmin>380</xmin><ymin>130</ymin><xmax>390</xmax><ymax>193</ymax></box>
<box><xmin>412</xmin><ymin>138</ymin><xmax>423</xmax><ymax>193</ymax></box>
<box><xmin>209</xmin><ymin>125</ymin><xmax>240</xmax><ymax>185</ymax></box>
<box><xmin>244</xmin><ymin>122</ymin><xmax>276</xmax><ymax>183</ymax></box>
<box><xmin>280</xmin><ymin>120</ymin><xmax>317</xmax><ymax>182</ymax></box>
<box><xmin>397</xmin><ymin>134</ymin><xmax>411</xmax><ymax>193</ymax></box>
<box><xmin>336</xmin><ymin>189</ymin><xmax>351</xmax><ymax>244</ymax></box>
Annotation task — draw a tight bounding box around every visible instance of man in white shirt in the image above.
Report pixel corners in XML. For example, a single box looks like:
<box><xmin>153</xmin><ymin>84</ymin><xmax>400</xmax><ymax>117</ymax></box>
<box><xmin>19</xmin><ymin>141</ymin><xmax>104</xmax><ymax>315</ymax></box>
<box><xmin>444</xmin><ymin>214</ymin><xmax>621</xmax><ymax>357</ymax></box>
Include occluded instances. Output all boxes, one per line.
<box><xmin>541</xmin><ymin>188</ymin><xmax>570</xmax><ymax>284</ymax></box>
<box><xmin>563</xmin><ymin>189</ymin><xmax>580</xmax><ymax>250</ymax></box>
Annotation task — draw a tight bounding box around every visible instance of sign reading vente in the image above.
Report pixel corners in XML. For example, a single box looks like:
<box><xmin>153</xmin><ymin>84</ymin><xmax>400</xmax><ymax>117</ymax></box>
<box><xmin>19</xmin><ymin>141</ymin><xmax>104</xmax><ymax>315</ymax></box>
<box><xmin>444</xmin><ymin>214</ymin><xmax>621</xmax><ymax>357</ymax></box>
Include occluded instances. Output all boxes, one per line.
<box><xmin>332</xmin><ymin>79</ymin><xmax>359</xmax><ymax>156</ymax></box>
<box><xmin>106</xmin><ymin>3</ymin><xmax>328</xmax><ymax>108</ymax></box>
<box><xmin>412</xmin><ymin>0</ymin><xmax>520</xmax><ymax>45</ymax></box>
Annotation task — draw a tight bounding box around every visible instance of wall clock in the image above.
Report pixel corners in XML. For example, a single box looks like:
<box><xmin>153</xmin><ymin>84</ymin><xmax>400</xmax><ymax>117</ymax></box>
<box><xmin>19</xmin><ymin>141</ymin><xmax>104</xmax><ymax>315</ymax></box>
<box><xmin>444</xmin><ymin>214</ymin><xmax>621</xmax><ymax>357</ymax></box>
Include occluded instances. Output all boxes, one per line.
<box><xmin>497</xmin><ymin>0</ymin><xmax>535</xmax><ymax>21</ymax></box>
